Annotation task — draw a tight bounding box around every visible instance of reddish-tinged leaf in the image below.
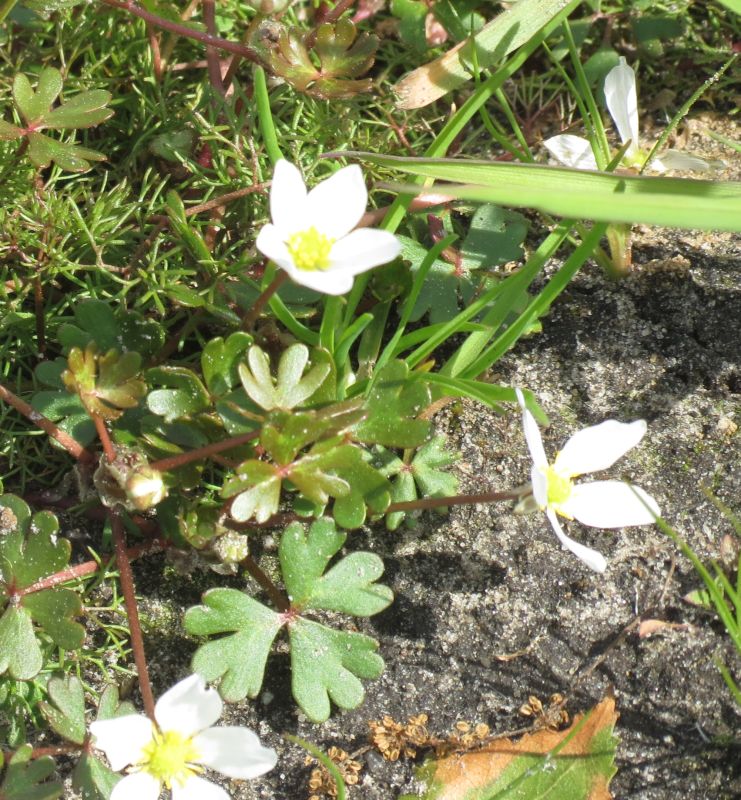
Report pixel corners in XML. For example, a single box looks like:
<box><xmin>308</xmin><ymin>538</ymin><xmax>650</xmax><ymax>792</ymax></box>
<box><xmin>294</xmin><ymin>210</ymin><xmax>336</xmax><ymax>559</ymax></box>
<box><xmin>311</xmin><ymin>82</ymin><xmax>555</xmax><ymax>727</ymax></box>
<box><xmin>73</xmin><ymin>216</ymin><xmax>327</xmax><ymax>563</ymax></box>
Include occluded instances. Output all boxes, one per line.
<box><xmin>415</xmin><ymin>697</ymin><xmax>619</xmax><ymax>800</ymax></box>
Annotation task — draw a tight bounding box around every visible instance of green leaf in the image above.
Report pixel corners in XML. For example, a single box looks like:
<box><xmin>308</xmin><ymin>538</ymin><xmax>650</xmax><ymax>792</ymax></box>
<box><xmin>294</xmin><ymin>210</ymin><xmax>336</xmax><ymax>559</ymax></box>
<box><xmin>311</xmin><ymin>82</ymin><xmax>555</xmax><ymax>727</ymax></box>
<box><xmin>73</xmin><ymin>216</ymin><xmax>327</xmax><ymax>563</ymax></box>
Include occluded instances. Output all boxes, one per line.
<box><xmin>280</xmin><ymin>518</ymin><xmax>393</xmax><ymax>615</ymax></box>
<box><xmin>146</xmin><ymin>366</ymin><xmax>211</xmax><ymax>422</ymax></box>
<box><xmin>13</xmin><ymin>69</ymin><xmax>62</xmax><ymax>124</ymax></box>
<box><xmin>354</xmin><ymin>360</ymin><xmax>431</xmax><ymax>447</ymax></box>
<box><xmin>357</xmin><ymin>152</ymin><xmax>741</xmax><ymax>233</ymax></box>
<box><xmin>202</xmin><ymin>332</ymin><xmax>253</xmax><ymax>397</ymax></box>
<box><xmin>0</xmin><ymin>495</ymin><xmax>85</xmax><ymax>674</ymax></box>
<box><xmin>72</xmin><ymin>755</ymin><xmax>120</xmax><ymax>800</ymax></box>
<box><xmin>23</xmin><ymin>589</ymin><xmax>85</xmax><ymax>650</ymax></box>
<box><xmin>379</xmin><ymin>436</ymin><xmax>459</xmax><ymax>530</ymax></box>
<box><xmin>222</xmin><ymin>460</ymin><xmax>282</xmax><ymax>523</ymax></box>
<box><xmin>0</xmin><ymin>607</ymin><xmax>42</xmax><ymax>680</ymax></box>
<box><xmin>95</xmin><ymin>684</ymin><xmax>136</xmax><ymax>721</ymax></box>
<box><xmin>238</xmin><ymin>344</ymin><xmax>331</xmax><ymax>411</ymax></box>
<box><xmin>58</xmin><ymin>300</ymin><xmax>165</xmax><ymax>357</ymax></box>
<box><xmin>39</xmin><ymin>90</ymin><xmax>113</xmax><ymax>130</ymax></box>
<box><xmin>39</xmin><ymin>676</ymin><xmax>86</xmax><ymax>744</ymax></box>
<box><xmin>289</xmin><ymin>618</ymin><xmax>384</xmax><ymax>723</ymax></box>
<box><xmin>0</xmin><ymin>119</ymin><xmax>24</xmax><ymax>140</ymax></box>
<box><xmin>0</xmin><ymin>744</ymin><xmax>63</xmax><ymax>800</ymax></box>
<box><xmin>27</xmin><ymin>132</ymin><xmax>106</xmax><ymax>172</ymax></box>
<box><xmin>185</xmin><ymin>588</ymin><xmax>283</xmax><ymax>702</ymax></box>
<box><xmin>391</xmin><ymin>0</ymin><xmax>428</xmax><ymax>52</ymax></box>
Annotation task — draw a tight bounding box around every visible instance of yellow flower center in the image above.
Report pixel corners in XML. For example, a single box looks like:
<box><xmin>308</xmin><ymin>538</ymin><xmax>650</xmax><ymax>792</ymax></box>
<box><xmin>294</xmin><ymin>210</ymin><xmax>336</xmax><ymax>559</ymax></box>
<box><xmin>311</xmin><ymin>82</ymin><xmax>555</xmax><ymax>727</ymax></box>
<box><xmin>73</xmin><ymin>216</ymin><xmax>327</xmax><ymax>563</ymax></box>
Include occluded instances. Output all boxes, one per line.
<box><xmin>286</xmin><ymin>227</ymin><xmax>335</xmax><ymax>271</ymax></box>
<box><xmin>138</xmin><ymin>729</ymin><xmax>202</xmax><ymax>789</ymax></box>
<box><xmin>545</xmin><ymin>465</ymin><xmax>573</xmax><ymax>508</ymax></box>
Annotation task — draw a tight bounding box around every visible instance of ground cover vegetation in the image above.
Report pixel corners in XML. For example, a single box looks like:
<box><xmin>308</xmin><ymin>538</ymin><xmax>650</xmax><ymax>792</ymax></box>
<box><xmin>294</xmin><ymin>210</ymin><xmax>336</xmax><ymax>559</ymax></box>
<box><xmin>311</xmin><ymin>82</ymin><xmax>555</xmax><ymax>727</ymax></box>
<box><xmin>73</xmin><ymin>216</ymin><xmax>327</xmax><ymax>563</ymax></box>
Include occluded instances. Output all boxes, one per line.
<box><xmin>0</xmin><ymin>0</ymin><xmax>739</xmax><ymax>797</ymax></box>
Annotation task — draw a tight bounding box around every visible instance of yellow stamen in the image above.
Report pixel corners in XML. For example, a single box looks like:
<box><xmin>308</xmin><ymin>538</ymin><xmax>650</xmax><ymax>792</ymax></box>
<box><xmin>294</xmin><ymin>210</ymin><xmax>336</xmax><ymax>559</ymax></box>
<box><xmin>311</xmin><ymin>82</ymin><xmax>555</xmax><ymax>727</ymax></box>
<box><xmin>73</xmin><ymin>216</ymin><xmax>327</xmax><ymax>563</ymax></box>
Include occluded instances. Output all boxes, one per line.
<box><xmin>138</xmin><ymin>730</ymin><xmax>202</xmax><ymax>789</ymax></box>
<box><xmin>544</xmin><ymin>465</ymin><xmax>573</xmax><ymax>508</ymax></box>
<box><xmin>286</xmin><ymin>227</ymin><xmax>334</xmax><ymax>271</ymax></box>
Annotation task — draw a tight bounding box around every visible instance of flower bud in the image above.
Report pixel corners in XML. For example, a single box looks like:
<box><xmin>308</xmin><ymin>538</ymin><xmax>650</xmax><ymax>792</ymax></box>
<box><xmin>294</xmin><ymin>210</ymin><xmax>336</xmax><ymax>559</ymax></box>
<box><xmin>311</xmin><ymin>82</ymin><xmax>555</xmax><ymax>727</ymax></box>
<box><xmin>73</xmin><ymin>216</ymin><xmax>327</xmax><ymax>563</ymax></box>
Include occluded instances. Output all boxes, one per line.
<box><xmin>125</xmin><ymin>466</ymin><xmax>167</xmax><ymax>511</ymax></box>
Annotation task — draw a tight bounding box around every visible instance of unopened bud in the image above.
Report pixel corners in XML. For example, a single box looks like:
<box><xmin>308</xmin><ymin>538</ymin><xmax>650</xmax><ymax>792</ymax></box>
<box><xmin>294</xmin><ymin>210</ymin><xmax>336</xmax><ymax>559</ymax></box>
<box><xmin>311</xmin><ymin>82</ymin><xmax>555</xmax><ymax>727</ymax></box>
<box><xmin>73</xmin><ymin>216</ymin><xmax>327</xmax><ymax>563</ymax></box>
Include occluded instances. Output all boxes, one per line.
<box><xmin>125</xmin><ymin>466</ymin><xmax>167</xmax><ymax>511</ymax></box>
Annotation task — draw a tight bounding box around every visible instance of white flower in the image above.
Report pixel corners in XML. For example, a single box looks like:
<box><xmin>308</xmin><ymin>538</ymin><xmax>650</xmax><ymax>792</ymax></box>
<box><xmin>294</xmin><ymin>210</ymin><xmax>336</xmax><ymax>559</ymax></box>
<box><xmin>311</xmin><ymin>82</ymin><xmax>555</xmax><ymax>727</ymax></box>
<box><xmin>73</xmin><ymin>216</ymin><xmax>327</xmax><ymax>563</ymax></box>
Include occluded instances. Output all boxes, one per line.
<box><xmin>256</xmin><ymin>160</ymin><xmax>401</xmax><ymax>295</ymax></box>
<box><xmin>544</xmin><ymin>57</ymin><xmax>715</xmax><ymax>174</ymax></box>
<box><xmin>89</xmin><ymin>674</ymin><xmax>277</xmax><ymax>800</ymax></box>
<box><xmin>515</xmin><ymin>389</ymin><xmax>660</xmax><ymax>573</ymax></box>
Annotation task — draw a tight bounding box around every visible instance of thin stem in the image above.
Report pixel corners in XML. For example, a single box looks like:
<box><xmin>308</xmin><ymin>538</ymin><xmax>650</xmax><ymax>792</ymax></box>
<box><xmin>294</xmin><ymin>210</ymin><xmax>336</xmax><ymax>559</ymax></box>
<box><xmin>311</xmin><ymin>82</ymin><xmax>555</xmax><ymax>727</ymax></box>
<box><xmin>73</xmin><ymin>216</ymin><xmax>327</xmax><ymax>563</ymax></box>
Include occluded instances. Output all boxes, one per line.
<box><xmin>17</xmin><ymin>538</ymin><xmax>169</xmax><ymax>597</ymax></box>
<box><xmin>149</xmin><ymin>430</ymin><xmax>260</xmax><ymax>472</ymax></box>
<box><xmin>0</xmin><ymin>381</ymin><xmax>95</xmax><ymax>464</ymax></box>
<box><xmin>386</xmin><ymin>490</ymin><xmax>520</xmax><ymax>514</ymax></box>
<box><xmin>242</xmin><ymin>270</ymin><xmax>288</xmax><ymax>330</ymax></box>
<box><xmin>0</xmin><ymin>0</ymin><xmax>19</xmax><ymax>23</ymax></box>
<box><xmin>241</xmin><ymin>554</ymin><xmax>290</xmax><ymax>612</ymax></box>
<box><xmin>111</xmin><ymin>511</ymin><xmax>156</xmax><ymax>720</ymax></box>
<box><xmin>33</xmin><ymin>275</ymin><xmax>45</xmax><ymax>354</ymax></box>
<box><xmin>98</xmin><ymin>0</ymin><xmax>262</xmax><ymax>64</ymax></box>
<box><xmin>203</xmin><ymin>0</ymin><xmax>225</xmax><ymax>95</ymax></box>
<box><xmin>93</xmin><ymin>414</ymin><xmax>116</xmax><ymax>463</ymax></box>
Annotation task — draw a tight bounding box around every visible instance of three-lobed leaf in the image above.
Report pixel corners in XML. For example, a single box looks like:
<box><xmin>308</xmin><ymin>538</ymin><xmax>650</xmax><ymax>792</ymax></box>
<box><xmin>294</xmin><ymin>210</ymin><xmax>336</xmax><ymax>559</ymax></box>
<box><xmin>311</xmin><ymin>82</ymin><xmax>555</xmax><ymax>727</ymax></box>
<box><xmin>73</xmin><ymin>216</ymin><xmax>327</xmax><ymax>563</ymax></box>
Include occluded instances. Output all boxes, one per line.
<box><xmin>0</xmin><ymin>744</ymin><xmax>63</xmax><ymax>800</ymax></box>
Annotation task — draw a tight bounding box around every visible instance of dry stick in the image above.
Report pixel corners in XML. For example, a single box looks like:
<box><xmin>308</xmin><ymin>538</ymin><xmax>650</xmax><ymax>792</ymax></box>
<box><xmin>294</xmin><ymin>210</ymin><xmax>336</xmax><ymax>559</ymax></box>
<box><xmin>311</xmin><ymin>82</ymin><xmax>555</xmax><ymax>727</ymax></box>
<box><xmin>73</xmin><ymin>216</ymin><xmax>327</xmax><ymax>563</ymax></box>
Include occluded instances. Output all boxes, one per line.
<box><xmin>242</xmin><ymin>270</ymin><xmax>289</xmax><ymax>331</ymax></box>
<box><xmin>149</xmin><ymin>430</ymin><xmax>260</xmax><ymax>473</ymax></box>
<box><xmin>17</xmin><ymin>538</ymin><xmax>169</xmax><ymax>597</ymax></box>
<box><xmin>99</xmin><ymin>0</ymin><xmax>262</xmax><ymax>63</ymax></box>
<box><xmin>110</xmin><ymin>510</ymin><xmax>156</xmax><ymax>720</ymax></box>
<box><xmin>0</xmin><ymin>382</ymin><xmax>95</xmax><ymax>464</ymax></box>
<box><xmin>386</xmin><ymin>489</ymin><xmax>520</xmax><ymax>514</ymax></box>
<box><xmin>202</xmin><ymin>0</ymin><xmax>225</xmax><ymax>95</ymax></box>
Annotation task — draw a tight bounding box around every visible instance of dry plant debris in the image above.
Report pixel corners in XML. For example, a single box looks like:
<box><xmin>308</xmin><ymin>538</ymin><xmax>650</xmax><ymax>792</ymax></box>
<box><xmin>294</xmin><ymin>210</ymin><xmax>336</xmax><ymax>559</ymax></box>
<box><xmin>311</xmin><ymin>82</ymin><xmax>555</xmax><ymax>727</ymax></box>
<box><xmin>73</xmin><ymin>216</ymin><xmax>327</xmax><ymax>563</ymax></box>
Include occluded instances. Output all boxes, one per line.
<box><xmin>307</xmin><ymin>746</ymin><xmax>362</xmax><ymax>799</ymax></box>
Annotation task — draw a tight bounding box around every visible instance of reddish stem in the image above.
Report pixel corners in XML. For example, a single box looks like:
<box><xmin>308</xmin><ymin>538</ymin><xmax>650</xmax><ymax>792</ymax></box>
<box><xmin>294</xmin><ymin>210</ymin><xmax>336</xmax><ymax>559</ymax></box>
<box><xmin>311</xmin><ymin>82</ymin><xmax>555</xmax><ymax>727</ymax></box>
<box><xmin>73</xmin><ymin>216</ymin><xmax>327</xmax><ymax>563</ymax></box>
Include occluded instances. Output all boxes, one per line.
<box><xmin>111</xmin><ymin>511</ymin><xmax>156</xmax><ymax>720</ymax></box>
<box><xmin>242</xmin><ymin>270</ymin><xmax>289</xmax><ymax>331</ymax></box>
<box><xmin>99</xmin><ymin>0</ymin><xmax>262</xmax><ymax>63</ymax></box>
<box><xmin>241</xmin><ymin>555</ymin><xmax>290</xmax><ymax>612</ymax></box>
<box><xmin>203</xmin><ymin>0</ymin><xmax>225</xmax><ymax>95</ymax></box>
<box><xmin>16</xmin><ymin>538</ymin><xmax>169</xmax><ymax>597</ymax></box>
<box><xmin>93</xmin><ymin>414</ymin><xmax>116</xmax><ymax>463</ymax></box>
<box><xmin>386</xmin><ymin>490</ymin><xmax>520</xmax><ymax>513</ymax></box>
<box><xmin>149</xmin><ymin>430</ymin><xmax>260</xmax><ymax>473</ymax></box>
<box><xmin>0</xmin><ymin>382</ymin><xmax>95</xmax><ymax>464</ymax></box>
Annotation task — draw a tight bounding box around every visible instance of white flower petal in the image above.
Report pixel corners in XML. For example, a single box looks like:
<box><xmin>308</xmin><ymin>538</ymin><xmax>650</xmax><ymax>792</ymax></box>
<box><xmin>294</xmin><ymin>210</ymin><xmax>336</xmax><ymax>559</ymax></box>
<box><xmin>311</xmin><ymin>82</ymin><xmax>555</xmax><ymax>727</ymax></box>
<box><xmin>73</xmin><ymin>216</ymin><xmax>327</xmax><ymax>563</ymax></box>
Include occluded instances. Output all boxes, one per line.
<box><xmin>563</xmin><ymin>481</ymin><xmax>660</xmax><ymax>528</ymax></box>
<box><xmin>307</xmin><ymin>164</ymin><xmax>367</xmax><ymax>239</ymax></box>
<box><xmin>110</xmin><ymin>770</ymin><xmax>161</xmax><ymax>800</ymax></box>
<box><xmin>172</xmin><ymin>774</ymin><xmax>230</xmax><ymax>800</ymax></box>
<box><xmin>604</xmin><ymin>57</ymin><xmax>639</xmax><ymax>156</ymax></box>
<box><xmin>279</xmin><ymin>261</ymin><xmax>356</xmax><ymax>295</ymax></box>
<box><xmin>328</xmin><ymin>228</ymin><xmax>401</xmax><ymax>274</ymax></box>
<box><xmin>530</xmin><ymin>464</ymin><xmax>548</xmax><ymax>509</ymax></box>
<box><xmin>255</xmin><ymin>223</ymin><xmax>292</xmax><ymax>266</ymax></box>
<box><xmin>546</xmin><ymin>509</ymin><xmax>607</xmax><ymax>573</ymax></box>
<box><xmin>154</xmin><ymin>674</ymin><xmax>222</xmax><ymax>737</ymax></box>
<box><xmin>554</xmin><ymin>419</ymin><xmax>646</xmax><ymax>477</ymax></box>
<box><xmin>515</xmin><ymin>388</ymin><xmax>548</xmax><ymax>468</ymax></box>
<box><xmin>543</xmin><ymin>134</ymin><xmax>598</xmax><ymax>170</ymax></box>
<box><xmin>270</xmin><ymin>160</ymin><xmax>308</xmax><ymax>238</ymax></box>
<box><xmin>89</xmin><ymin>715</ymin><xmax>154</xmax><ymax>771</ymax></box>
<box><xmin>649</xmin><ymin>149</ymin><xmax>714</xmax><ymax>173</ymax></box>
<box><xmin>193</xmin><ymin>727</ymin><xmax>278</xmax><ymax>779</ymax></box>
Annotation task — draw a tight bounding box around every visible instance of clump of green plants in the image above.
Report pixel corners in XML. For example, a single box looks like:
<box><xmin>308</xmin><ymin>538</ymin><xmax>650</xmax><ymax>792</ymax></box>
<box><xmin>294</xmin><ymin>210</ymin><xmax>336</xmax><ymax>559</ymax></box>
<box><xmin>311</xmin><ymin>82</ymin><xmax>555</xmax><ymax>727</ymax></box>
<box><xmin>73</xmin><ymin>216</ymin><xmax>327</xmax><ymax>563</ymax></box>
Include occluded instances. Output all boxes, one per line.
<box><xmin>1</xmin><ymin>0</ymin><xmax>739</xmax><ymax>797</ymax></box>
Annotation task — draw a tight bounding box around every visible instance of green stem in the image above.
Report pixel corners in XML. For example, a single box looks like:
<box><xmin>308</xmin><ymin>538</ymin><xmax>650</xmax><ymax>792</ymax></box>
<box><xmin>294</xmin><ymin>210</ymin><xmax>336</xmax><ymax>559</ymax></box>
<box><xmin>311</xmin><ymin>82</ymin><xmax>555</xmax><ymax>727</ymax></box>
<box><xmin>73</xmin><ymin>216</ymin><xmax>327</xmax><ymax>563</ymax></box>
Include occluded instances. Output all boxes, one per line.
<box><xmin>0</xmin><ymin>0</ymin><xmax>18</xmax><ymax>24</ymax></box>
<box><xmin>254</xmin><ymin>65</ymin><xmax>284</xmax><ymax>165</ymax></box>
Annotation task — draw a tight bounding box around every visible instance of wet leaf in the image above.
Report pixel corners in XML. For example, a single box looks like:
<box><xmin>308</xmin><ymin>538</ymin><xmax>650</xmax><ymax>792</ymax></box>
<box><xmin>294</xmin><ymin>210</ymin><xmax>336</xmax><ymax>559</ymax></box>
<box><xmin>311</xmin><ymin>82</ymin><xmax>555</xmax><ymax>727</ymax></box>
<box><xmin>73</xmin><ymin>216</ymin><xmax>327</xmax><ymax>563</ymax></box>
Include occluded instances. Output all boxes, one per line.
<box><xmin>354</xmin><ymin>360</ymin><xmax>431</xmax><ymax>447</ymax></box>
<box><xmin>39</xmin><ymin>675</ymin><xmax>86</xmax><ymax>744</ymax></box>
<box><xmin>280</xmin><ymin>517</ymin><xmax>393</xmax><ymax>615</ymax></box>
<box><xmin>185</xmin><ymin>588</ymin><xmax>284</xmax><ymax>702</ymax></box>
<box><xmin>412</xmin><ymin>697</ymin><xmax>619</xmax><ymax>800</ymax></box>
<box><xmin>146</xmin><ymin>366</ymin><xmax>211</xmax><ymax>422</ymax></box>
<box><xmin>202</xmin><ymin>332</ymin><xmax>253</xmax><ymax>397</ymax></box>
